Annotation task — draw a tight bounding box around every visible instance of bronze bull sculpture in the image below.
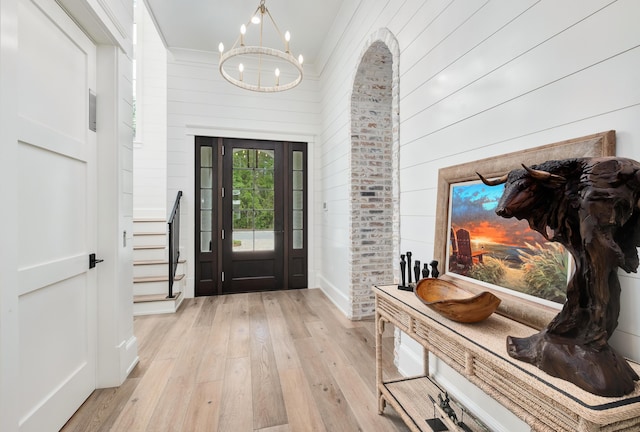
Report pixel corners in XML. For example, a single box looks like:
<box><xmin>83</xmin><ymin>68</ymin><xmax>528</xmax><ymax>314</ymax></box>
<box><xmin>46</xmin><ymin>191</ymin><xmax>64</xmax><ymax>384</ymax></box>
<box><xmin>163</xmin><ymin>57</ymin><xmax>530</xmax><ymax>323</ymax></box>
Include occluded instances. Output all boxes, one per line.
<box><xmin>478</xmin><ymin>157</ymin><xmax>640</xmax><ymax>396</ymax></box>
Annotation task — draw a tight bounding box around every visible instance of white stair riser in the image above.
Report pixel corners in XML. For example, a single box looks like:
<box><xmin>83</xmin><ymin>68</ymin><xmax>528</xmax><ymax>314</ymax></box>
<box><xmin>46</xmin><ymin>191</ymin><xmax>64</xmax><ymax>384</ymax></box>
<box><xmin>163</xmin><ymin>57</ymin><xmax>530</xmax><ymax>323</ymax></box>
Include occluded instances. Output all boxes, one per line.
<box><xmin>133</xmin><ymin>247</ymin><xmax>166</xmax><ymax>261</ymax></box>
<box><xmin>133</xmin><ymin>262</ymin><xmax>185</xmax><ymax>278</ymax></box>
<box><xmin>133</xmin><ymin>234</ymin><xmax>166</xmax><ymax>247</ymax></box>
<box><xmin>133</xmin><ymin>276</ymin><xmax>185</xmax><ymax>297</ymax></box>
<box><xmin>133</xmin><ymin>220</ymin><xmax>167</xmax><ymax>233</ymax></box>
<box><xmin>134</xmin><ymin>281</ymin><xmax>168</xmax><ymax>297</ymax></box>
<box><xmin>133</xmin><ymin>295</ymin><xmax>184</xmax><ymax>316</ymax></box>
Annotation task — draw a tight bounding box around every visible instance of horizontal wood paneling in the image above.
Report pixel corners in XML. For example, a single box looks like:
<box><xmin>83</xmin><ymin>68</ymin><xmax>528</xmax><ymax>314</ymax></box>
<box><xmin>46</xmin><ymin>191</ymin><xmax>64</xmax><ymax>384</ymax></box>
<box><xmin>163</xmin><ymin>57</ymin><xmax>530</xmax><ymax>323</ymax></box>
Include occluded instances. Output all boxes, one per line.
<box><xmin>401</xmin><ymin>49</ymin><xmax>640</xmax><ymax>168</ymax></box>
<box><xmin>401</xmin><ymin>2</ymin><xmax>634</xmax><ymax>146</ymax></box>
<box><xmin>133</xmin><ymin>0</ymin><xmax>166</xmax><ymax>217</ymax></box>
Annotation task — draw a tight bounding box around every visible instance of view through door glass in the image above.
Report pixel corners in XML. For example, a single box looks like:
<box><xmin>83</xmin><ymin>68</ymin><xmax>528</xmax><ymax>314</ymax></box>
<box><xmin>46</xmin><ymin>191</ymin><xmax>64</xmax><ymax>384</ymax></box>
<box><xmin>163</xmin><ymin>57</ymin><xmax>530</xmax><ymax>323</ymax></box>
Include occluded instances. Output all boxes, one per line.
<box><xmin>232</xmin><ymin>147</ymin><xmax>276</xmax><ymax>252</ymax></box>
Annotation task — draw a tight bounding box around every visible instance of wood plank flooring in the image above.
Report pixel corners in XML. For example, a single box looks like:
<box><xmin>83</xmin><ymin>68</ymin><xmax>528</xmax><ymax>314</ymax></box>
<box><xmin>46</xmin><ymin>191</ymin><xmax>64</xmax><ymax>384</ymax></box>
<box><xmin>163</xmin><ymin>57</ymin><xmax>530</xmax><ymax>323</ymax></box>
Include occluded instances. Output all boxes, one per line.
<box><xmin>61</xmin><ymin>289</ymin><xmax>411</xmax><ymax>432</ymax></box>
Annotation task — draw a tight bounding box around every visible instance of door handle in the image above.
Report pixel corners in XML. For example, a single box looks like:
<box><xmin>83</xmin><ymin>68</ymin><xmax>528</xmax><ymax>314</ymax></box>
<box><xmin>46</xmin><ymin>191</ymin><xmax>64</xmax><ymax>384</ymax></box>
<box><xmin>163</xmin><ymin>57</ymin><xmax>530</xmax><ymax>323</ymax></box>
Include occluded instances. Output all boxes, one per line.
<box><xmin>89</xmin><ymin>253</ymin><xmax>104</xmax><ymax>269</ymax></box>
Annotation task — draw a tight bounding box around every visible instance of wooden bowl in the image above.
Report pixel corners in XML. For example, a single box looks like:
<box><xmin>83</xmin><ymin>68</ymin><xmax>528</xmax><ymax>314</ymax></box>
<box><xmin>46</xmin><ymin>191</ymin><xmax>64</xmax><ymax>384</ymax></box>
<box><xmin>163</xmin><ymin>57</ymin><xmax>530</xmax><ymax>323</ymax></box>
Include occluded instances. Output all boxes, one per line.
<box><xmin>414</xmin><ymin>278</ymin><xmax>501</xmax><ymax>323</ymax></box>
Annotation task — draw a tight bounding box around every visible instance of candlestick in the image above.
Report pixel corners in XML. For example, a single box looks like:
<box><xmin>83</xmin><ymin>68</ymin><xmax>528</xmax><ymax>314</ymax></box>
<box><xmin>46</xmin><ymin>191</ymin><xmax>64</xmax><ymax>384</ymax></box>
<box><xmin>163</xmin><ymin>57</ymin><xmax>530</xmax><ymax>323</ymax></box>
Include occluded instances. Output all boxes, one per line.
<box><xmin>406</xmin><ymin>252</ymin><xmax>413</xmax><ymax>284</ymax></box>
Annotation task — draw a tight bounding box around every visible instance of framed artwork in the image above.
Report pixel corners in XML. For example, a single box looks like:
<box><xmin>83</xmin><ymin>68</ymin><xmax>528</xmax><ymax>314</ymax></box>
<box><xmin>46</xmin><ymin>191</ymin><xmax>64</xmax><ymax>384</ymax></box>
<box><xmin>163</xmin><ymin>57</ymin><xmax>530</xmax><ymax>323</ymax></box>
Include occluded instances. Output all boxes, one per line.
<box><xmin>433</xmin><ymin>131</ymin><xmax>616</xmax><ymax>329</ymax></box>
<box><xmin>447</xmin><ymin>180</ymin><xmax>569</xmax><ymax>307</ymax></box>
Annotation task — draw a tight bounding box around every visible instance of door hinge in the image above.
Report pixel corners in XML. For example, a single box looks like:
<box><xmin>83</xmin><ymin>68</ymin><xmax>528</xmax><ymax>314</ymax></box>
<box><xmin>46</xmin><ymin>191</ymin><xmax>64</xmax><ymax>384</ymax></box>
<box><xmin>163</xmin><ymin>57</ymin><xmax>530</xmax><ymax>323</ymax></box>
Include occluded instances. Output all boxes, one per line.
<box><xmin>221</xmin><ymin>229</ymin><xmax>225</xmax><ymax>240</ymax></box>
<box><xmin>221</xmin><ymin>145</ymin><xmax>225</xmax><ymax>156</ymax></box>
<box><xmin>89</xmin><ymin>90</ymin><xmax>96</xmax><ymax>131</ymax></box>
<box><xmin>221</xmin><ymin>187</ymin><xmax>225</xmax><ymax>198</ymax></box>
<box><xmin>221</xmin><ymin>271</ymin><xmax>225</xmax><ymax>282</ymax></box>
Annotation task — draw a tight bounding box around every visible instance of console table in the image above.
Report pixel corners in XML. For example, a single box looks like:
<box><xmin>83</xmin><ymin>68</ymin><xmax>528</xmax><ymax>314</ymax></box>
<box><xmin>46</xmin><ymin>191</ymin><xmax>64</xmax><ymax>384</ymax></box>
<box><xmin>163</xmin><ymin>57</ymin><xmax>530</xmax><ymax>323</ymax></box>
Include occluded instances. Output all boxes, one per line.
<box><xmin>374</xmin><ymin>284</ymin><xmax>640</xmax><ymax>432</ymax></box>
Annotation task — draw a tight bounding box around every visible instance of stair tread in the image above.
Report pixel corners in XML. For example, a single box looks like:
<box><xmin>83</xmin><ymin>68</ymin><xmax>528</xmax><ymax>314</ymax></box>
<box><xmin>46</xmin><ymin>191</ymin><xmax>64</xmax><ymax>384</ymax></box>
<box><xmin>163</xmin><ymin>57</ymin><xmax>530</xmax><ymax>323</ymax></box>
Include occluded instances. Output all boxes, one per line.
<box><xmin>134</xmin><ymin>232</ymin><xmax>166</xmax><ymax>236</ymax></box>
<box><xmin>134</xmin><ymin>218</ymin><xmax>166</xmax><ymax>222</ymax></box>
<box><xmin>134</xmin><ymin>274</ymin><xmax>185</xmax><ymax>283</ymax></box>
<box><xmin>134</xmin><ymin>259</ymin><xmax>186</xmax><ymax>266</ymax></box>
<box><xmin>134</xmin><ymin>244</ymin><xmax>166</xmax><ymax>250</ymax></box>
<box><xmin>134</xmin><ymin>292</ymin><xmax>182</xmax><ymax>303</ymax></box>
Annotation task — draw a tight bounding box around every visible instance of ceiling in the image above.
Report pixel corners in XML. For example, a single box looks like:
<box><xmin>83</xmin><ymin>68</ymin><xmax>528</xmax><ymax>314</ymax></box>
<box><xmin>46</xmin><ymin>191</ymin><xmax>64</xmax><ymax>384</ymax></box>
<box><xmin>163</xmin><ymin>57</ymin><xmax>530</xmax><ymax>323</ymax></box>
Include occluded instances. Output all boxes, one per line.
<box><xmin>143</xmin><ymin>0</ymin><xmax>351</xmax><ymax>67</ymax></box>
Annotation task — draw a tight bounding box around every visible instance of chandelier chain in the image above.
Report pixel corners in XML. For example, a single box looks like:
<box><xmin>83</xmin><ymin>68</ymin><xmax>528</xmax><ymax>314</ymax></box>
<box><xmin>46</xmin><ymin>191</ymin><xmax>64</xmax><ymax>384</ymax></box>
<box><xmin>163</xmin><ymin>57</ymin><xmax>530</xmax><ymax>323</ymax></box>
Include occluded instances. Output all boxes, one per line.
<box><xmin>264</xmin><ymin>7</ymin><xmax>286</xmax><ymax>46</ymax></box>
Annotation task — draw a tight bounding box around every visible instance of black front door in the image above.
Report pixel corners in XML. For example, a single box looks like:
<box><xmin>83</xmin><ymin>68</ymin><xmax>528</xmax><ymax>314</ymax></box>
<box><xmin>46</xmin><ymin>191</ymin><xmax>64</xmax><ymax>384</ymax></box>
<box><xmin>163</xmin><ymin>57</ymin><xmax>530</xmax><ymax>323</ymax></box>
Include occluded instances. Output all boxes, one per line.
<box><xmin>194</xmin><ymin>136</ymin><xmax>306</xmax><ymax>296</ymax></box>
<box><xmin>221</xmin><ymin>138</ymin><xmax>284</xmax><ymax>293</ymax></box>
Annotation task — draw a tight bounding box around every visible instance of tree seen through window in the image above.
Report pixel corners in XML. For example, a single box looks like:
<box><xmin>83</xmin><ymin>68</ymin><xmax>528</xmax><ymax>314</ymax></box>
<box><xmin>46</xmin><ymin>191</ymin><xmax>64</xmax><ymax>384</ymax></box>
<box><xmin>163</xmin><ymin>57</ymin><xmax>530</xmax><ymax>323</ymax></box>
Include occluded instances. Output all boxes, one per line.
<box><xmin>232</xmin><ymin>149</ymin><xmax>275</xmax><ymax>233</ymax></box>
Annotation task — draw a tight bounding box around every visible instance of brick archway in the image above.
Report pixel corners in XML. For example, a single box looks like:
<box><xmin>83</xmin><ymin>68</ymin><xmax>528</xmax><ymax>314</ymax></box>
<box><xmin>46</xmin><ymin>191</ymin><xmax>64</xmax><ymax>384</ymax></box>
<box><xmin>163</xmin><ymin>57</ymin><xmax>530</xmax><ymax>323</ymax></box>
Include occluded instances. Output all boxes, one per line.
<box><xmin>349</xmin><ymin>29</ymin><xmax>400</xmax><ymax>319</ymax></box>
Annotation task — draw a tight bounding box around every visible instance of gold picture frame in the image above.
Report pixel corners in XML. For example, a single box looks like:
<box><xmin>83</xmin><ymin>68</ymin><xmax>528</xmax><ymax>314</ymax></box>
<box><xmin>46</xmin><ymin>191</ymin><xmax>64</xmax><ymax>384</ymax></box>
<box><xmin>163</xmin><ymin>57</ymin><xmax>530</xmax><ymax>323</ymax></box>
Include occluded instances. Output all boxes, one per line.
<box><xmin>433</xmin><ymin>131</ymin><xmax>616</xmax><ymax>328</ymax></box>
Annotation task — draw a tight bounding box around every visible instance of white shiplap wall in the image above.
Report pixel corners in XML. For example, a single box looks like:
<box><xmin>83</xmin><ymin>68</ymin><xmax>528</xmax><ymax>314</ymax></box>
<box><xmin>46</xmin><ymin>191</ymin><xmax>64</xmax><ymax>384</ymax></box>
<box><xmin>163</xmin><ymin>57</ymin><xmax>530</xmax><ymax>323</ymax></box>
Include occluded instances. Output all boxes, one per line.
<box><xmin>315</xmin><ymin>0</ymin><xmax>640</xmax><ymax>430</ymax></box>
<box><xmin>166</xmin><ymin>49</ymin><xmax>320</xmax><ymax>297</ymax></box>
<box><xmin>133</xmin><ymin>1</ymin><xmax>167</xmax><ymax>218</ymax></box>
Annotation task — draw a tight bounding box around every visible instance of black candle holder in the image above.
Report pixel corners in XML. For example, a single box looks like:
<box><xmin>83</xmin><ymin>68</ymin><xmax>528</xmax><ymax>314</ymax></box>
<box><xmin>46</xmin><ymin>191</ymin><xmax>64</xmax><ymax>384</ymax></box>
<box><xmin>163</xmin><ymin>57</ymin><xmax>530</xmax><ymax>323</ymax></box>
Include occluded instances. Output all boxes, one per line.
<box><xmin>406</xmin><ymin>252</ymin><xmax>413</xmax><ymax>285</ymax></box>
<box><xmin>398</xmin><ymin>254</ymin><xmax>411</xmax><ymax>291</ymax></box>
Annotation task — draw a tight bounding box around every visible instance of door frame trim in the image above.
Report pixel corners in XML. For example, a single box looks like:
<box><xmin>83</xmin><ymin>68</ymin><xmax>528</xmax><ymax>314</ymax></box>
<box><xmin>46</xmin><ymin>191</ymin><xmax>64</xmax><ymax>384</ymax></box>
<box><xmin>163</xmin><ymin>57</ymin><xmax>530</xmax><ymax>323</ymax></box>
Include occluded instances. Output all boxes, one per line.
<box><xmin>186</xmin><ymin>126</ymin><xmax>317</xmax><ymax>295</ymax></box>
<box><xmin>186</xmin><ymin>125</ymin><xmax>315</xmax><ymax>144</ymax></box>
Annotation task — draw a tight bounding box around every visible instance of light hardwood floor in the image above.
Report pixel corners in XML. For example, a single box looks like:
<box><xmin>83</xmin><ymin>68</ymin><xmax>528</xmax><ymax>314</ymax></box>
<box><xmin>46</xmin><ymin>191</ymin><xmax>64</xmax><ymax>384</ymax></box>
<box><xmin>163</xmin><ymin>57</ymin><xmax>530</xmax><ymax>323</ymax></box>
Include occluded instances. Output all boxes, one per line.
<box><xmin>61</xmin><ymin>289</ymin><xmax>411</xmax><ymax>431</ymax></box>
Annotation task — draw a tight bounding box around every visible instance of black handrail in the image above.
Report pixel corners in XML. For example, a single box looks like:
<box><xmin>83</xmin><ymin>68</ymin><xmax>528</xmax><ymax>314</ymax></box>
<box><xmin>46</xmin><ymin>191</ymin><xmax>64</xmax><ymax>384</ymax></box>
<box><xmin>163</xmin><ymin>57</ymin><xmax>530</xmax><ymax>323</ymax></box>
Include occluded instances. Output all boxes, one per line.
<box><xmin>167</xmin><ymin>191</ymin><xmax>183</xmax><ymax>299</ymax></box>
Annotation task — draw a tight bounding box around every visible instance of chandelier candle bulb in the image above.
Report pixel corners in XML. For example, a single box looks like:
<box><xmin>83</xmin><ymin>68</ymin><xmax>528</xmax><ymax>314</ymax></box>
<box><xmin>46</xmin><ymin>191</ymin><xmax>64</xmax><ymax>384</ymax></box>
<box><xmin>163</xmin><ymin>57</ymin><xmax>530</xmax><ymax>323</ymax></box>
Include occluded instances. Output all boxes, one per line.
<box><xmin>298</xmin><ymin>54</ymin><xmax>304</xmax><ymax>65</ymax></box>
<box><xmin>285</xmin><ymin>31</ymin><xmax>290</xmax><ymax>52</ymax></box>
<box><xmin>275</xmin><ymin>68</ymin><xmax>280</xmax><ymax>86</ymax></box>
<box><xmin>240</xmin><ymin>24</ymin><xmax>246</xmax><ymax>46</ymax></box>
<box><xmin>239</xmin><ymin>63</ymin><xmax>244</xmax><ymax>81</ymax></box>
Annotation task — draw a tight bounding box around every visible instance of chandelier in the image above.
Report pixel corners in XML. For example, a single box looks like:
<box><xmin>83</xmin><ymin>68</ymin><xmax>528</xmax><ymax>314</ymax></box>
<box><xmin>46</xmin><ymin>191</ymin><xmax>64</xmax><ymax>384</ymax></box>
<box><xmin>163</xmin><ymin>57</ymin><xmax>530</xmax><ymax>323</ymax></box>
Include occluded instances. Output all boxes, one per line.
<box><xmin>218</xmin><ymin>0</ymin><xmax>304</xmax><ymax>92</ymax></box>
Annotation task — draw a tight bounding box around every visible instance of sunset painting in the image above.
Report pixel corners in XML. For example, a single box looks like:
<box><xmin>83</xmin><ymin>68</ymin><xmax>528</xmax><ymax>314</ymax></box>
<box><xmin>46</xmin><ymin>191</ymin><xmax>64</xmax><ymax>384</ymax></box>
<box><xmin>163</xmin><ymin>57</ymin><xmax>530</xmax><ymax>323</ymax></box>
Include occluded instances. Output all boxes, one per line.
<box><xmin>447</xmin><ymin>180</ymin><xmax>569</xmax><ymax>304</ymax></box>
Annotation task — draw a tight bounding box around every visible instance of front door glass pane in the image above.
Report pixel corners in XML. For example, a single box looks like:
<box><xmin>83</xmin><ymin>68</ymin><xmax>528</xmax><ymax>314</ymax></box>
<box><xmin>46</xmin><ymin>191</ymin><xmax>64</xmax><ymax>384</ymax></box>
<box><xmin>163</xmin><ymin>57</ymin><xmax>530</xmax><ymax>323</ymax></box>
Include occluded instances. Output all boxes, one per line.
<box><xmin>292</xmin><ymin>150</ymin><xmax>304</xmax><ymax>249</ymax></box>
<box><xmin>201</xmin><ymin>189</ymin><xmax>212</xmax><ymax>210</ymax></box>
<box><xmin>232</xmin><ymin>148</ymin><xmax>275</xmax><ymax>252</ymax></box>
<box><xmin>201</xmin><ymin>146</ymin><xmax>212</xmax><ymax>167</ymax></box>
<box><xmin>200</xmin><ymin>146</ymin><xmax>213</xmax><ymax>252</ymax></box>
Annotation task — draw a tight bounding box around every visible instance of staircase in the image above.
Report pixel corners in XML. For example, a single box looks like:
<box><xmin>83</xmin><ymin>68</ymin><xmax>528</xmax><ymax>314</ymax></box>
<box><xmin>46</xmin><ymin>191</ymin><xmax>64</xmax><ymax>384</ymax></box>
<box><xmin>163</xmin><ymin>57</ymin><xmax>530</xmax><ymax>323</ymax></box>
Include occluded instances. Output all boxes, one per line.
<box><xmin>133</xmin><ymin>218</ymin><xmax>186</xmax><ymax>315</ymax></box>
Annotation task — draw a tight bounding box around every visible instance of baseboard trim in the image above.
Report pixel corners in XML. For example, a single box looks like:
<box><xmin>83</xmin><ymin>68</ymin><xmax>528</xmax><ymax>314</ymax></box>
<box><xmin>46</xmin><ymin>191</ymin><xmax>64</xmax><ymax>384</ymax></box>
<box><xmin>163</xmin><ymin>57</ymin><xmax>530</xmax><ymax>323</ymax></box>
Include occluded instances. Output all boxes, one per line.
<box><xmin>432</xmin><ymin>362</ymin><xmax>528</xmax><ymax>432</ymax></box>
<box><xmin>317</xmin><ymin>275</ymin><xmax>350</xmax><ymax>318</ymax></box>
<box><xmin>122</xmin><ymin>335</ymin><xmax>139</xmax><ymax>379</ymax></box>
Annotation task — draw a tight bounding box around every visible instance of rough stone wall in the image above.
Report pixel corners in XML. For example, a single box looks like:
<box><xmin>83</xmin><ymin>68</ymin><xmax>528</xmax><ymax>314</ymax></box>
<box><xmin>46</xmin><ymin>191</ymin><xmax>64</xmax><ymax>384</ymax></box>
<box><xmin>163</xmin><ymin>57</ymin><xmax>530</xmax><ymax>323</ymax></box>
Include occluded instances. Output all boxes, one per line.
<box><xmin>349</xmin><ymin>30</ymin><xmax>399</xmax><ymax>319</ymax></box>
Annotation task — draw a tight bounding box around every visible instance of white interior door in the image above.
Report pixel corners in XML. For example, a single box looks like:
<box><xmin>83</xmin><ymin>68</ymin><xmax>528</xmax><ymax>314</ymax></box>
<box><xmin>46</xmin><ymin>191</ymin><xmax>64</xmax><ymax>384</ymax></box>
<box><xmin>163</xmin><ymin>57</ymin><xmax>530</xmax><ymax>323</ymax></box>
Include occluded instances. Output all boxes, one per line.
<box><xmin>17</xmin><ymin>0</ymin><xmax>97</xmax><ymax>430</ymax></box>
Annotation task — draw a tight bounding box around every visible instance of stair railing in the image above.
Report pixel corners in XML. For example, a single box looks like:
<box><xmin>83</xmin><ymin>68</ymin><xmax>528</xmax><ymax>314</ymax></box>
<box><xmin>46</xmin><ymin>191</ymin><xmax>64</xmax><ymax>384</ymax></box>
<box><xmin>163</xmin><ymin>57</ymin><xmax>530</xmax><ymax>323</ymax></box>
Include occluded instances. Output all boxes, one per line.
<box><xmin>167</xmin><ymin>191</ymin><xmax>183</xmax><ymax>299</ymax></box>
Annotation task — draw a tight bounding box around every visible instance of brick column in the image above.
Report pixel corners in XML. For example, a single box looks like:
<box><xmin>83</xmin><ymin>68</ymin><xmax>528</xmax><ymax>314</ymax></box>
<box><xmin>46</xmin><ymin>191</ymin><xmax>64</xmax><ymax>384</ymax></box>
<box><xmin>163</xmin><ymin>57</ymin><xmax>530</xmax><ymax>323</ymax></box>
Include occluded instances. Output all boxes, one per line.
<box><xmin>349</xmin><ymin>29</ymin><xmax>400</xmax><ymax>319</ymax></box>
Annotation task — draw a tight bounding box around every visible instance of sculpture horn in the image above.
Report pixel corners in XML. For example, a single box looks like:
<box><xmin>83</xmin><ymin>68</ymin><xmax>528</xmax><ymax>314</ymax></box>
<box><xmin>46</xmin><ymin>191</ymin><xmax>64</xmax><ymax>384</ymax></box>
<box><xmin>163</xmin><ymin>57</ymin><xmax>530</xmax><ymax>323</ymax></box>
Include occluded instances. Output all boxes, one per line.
<box><xmin>522</xmin><ymin>164</ymin><xmax>566</xmax><ymax>183</ymax></box>
<box><xmin>477</xmin><ymin>172</ymin><xmax>508</xmax><ymax>186</ymax></box>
